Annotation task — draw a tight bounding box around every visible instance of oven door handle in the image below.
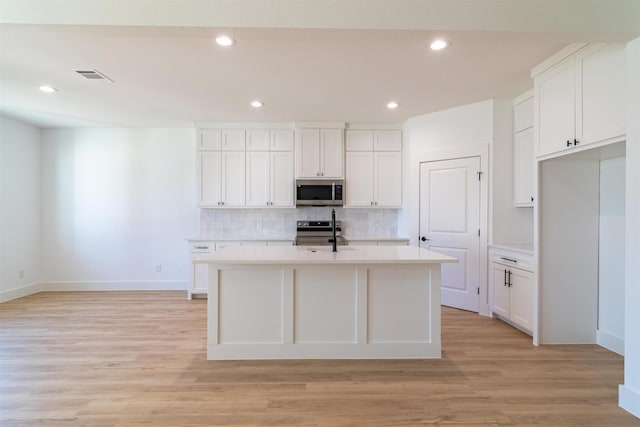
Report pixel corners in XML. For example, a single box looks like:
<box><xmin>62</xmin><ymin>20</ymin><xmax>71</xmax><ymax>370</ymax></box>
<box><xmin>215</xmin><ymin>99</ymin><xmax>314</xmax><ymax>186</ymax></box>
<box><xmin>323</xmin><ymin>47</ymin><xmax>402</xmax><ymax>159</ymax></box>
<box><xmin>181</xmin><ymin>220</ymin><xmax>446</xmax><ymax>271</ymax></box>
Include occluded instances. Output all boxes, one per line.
<box><xmin>332</xmin><ymin>182</ymin><xmax>335</xmax><ymax>201</ymax></box>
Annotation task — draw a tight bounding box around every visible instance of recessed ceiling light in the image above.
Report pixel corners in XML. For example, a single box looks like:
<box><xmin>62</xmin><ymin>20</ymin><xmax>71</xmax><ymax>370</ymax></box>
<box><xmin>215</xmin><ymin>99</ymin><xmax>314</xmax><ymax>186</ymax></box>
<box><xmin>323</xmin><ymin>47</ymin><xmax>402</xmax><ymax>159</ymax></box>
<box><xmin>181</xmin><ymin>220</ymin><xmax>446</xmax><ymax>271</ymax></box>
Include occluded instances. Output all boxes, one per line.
<box><xmin>251</xmin><ymin>100</ymin><xmax>264</xmax><ymax>108</ymax></box>
<box><xmin>430</xmin><ymin>39</ymin><xmax>449</xmax><ymax>51</ymax></box>
<box><xmin>215</xmin><ymin>35</ymin><xmax>236</xmax><ymax>47</ymax></box>
<box><xmin>39</xmin><ymin>85</ymin><xmax>57</xmax><ymax>93</ymax></box>
<box><xmin>387</xmin><ymin>101</ymin><xmax>399</xmax><ymax>110</ymax></box>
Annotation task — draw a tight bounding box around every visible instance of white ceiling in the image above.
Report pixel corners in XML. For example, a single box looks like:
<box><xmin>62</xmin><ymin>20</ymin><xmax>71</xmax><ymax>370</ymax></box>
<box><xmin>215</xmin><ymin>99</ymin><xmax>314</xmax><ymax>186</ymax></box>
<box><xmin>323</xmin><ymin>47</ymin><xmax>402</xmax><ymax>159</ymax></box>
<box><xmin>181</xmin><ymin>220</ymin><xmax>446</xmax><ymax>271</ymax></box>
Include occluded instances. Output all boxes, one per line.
<box><xmin>1</xmin><ymin>0</ymin><xmax>638</xmax><ymax>128</ymax></box>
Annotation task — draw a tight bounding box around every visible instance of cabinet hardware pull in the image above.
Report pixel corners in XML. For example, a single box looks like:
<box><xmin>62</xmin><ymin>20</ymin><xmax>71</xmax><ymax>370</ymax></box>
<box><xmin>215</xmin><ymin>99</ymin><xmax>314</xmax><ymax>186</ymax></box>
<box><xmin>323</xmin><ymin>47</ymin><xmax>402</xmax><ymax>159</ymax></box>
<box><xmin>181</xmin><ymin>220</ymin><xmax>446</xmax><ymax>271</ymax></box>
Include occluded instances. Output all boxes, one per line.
<box><xmin>566</xmin><ymin>140</ymin><xmax>572</xmax><ymax>147</ymax></box>
<box><xmin>574</xmin><ymin>138</ymin><xmax>579</xmax><ymax>145</ymax></box>
<box><xmin>504</xmin><ymin>269</ymin><xmax>507</xmax><ymax>286</ymax></box>
<box><xmin>508</xmin><ymin>270</ymin><xmax>512</xmax><ymax>287</ymax></box>
<box><xmin>500</xmin><ymin>257</ymin><xmax>517</xmax><ymax>263</ymax></box>
<box><xmin>530</xmin><ymin>196</ymin><xmax>534</xmax><ymax>202</ymax></box>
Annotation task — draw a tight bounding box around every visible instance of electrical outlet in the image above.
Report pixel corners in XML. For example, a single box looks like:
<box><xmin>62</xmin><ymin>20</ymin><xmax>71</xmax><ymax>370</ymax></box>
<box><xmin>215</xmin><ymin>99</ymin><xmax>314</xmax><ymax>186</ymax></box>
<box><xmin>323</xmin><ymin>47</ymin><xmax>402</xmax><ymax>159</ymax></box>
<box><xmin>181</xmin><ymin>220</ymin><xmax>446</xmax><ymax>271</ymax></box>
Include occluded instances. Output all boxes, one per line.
<box><xmin>18</xmin><ymin>270</ymin><xmax>24</xmax><ymax>279</ymax></box>
<box><xmin>155</xmin><ymin>264</ymin><xmax>162</xmax><ymax>273</ymax></box>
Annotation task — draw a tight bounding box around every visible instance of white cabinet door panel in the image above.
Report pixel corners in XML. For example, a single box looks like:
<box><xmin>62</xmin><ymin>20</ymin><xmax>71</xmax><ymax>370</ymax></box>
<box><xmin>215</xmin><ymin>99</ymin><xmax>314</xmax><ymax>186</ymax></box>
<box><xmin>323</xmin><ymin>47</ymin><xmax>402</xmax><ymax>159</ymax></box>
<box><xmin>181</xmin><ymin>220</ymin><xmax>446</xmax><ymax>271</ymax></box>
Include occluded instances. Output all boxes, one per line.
<box><xmin>514</xmin><ymin>127</ymin><xmax>534</xmax><ymax>207</ymax></box>
<box><xmin>222</xmin><ymin>130</ymin><xmax>246</xmax><ymax>151</ymax></box>
<box><xmin>270</xmin><ymin>130</ymin><xmax>294</xmax><ymax>151</ymax></box>
<box><xmin>346</xmin><ymin>130</ymin><xmax>373</xmax><ymax>151</ymax></box>
<box><xmin>374</xmin><ymin>130</ymin><xmax>402</xmax><ymax>151</ymax></box>
<box><xmin>246</xmin><ymin>130</ymin><xmax>270</xmax><ymax>151</ymax></box>
<box><xmin>491</xmin><ymin>264</ymin><xmax>510</xmax><ymax>319</ymax></box>
<box><xmin>321</xmin><ymin>129</ymin><xmax>344</xmax><ymax>178</ymax></box>
<box><xmin>537</xmin><ymin>60</ymin><xmax>576</xmax><ymax>157</ymax></box>
<box><xmin>246</xmin><ymin>151</ymin><xmax>270</xmax><ymax>206</ymax></box>
<box><xmin>200</xmin><ymin>130</ymin><xmax>222</xmax><ymax>150</ymax></box>
<box><xmin>580</xmin><ymin>44</ymin><xmax>626</xmax><ymax>145</ymax></box>
<box><xmin>374</xmin><ymin>151</ymin><xmax>401</xmax><ymax>207</ymax></box>
<box><xmin>270</xmin><ymin>151</ymin><xmax>294</xmax><ymax>207</ymax></box>
<box><xmin>345</xmin><ymin>151</ymin><xmax>374</xmax><ymax>206</ymax></box>
<box><xmin>221</xmin><ymin>152</ymin><xmax>245</xmax><ymax>206</ymax></box>
<box><xmin>509</xmin><ymin>268</ymin><xmax>534</xmax><ymax>332</ymax></box>
<box><xmin>296</xmin><ymin>129</ymin><xmax>321</xmax><ymax>177</ymax></box>
<box><xmin>200</xmin><ymin>151</ymin><xmax>221</xmax><ymax>206</ymax></box>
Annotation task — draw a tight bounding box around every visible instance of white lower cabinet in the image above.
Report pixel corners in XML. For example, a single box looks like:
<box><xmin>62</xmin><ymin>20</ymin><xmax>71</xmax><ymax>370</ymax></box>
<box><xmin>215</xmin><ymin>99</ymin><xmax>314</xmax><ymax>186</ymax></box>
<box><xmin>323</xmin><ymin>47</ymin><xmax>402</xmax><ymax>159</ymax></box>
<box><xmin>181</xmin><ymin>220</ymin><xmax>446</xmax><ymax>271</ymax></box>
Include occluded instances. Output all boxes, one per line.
<box><xmin>489</xmin><ymin>247</ymin><xmax>535</xmax><ymax>334</ymax></box>
<box><xmin>188</xmin><ymin>240</ymin><xmax>294</xmax><ymax>299</ymax></box>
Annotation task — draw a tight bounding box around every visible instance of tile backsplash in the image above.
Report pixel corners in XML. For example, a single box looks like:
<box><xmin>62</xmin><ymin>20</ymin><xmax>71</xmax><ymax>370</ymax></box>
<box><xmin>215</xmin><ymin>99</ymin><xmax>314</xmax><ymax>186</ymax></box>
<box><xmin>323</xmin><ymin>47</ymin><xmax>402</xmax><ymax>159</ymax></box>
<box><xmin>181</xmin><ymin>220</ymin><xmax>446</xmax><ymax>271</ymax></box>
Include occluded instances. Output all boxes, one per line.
<box><xmin>200</xmin><ymin>207</ymin><xmax>399</xmax><ymax>239</ymax></box>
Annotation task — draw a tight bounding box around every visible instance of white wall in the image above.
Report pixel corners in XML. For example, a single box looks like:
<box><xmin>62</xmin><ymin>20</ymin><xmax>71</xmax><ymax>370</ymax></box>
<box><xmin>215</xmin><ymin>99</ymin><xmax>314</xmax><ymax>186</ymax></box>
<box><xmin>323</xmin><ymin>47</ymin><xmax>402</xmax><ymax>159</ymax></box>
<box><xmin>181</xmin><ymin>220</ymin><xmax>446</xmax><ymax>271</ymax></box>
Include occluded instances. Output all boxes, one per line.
<box><xmin>620</xmin><ymin>36</ymin><xmax>640</xmax><ymax>419</ymax></box>
<box><xmin>40</xmin><ymin>128</ymin><xmax>199</xmax><ymax>289</ymax></box>
<box><xmin>598</xmin><ymin>157</ymin><xmax>625</xmax><ymax>354</ymax></box>
<box><xmin>401</xmin><ymin>99</ymin><xmax>533</xmax><ymax>245</ymax></box>
<box><xmin>0</xmin><ymin>115</ymin><xmax>42</xmax><ymax>301</ymax></box>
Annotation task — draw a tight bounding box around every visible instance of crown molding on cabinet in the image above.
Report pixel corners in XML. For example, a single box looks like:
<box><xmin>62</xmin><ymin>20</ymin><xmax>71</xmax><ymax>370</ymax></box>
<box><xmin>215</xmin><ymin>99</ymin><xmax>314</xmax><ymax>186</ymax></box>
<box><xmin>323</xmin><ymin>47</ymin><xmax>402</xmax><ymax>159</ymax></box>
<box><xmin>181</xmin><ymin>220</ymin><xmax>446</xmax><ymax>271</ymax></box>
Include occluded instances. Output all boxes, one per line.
<box><xmin>346</xmin><ymin>122</ymin><xmax>403</xmax><ymax>130</ymax></box>
<box><xmin>194</xmin><ymin>122</ymin><xmax>295</xmax><ymax>129</ymax></box>
<box><xmin>513</xmin><ymin>89</ymin><xmax>533</xmax><ymax>106</ymax></box>
<box><xmin>530</xmin><ymin>42</ymin><xmax>588</xmax><ymax>78</ymax></box>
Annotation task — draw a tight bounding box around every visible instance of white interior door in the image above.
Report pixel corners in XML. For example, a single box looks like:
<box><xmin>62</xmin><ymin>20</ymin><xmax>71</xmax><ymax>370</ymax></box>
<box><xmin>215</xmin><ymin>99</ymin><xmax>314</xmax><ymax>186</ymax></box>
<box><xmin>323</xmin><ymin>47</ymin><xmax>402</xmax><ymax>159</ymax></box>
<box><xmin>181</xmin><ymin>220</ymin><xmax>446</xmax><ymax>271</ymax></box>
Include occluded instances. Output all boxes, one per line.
<box><xmin>419</xmin><ymin>157</ymin><xmax>481</xmax><ymax>312</ymax></box>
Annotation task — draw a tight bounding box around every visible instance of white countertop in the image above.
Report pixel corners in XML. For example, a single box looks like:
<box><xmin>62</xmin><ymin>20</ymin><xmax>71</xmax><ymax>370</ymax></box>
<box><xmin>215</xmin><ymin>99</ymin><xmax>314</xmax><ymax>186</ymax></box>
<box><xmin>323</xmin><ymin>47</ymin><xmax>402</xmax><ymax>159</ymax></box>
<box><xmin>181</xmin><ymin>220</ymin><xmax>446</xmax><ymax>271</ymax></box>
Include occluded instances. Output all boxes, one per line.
<box><xmin>186</xmin><ymin>236</ymin><xmax>294</xmax><ymax>242</ymax></box>
<box><xmin>193</xmin><ymin>245</ymin><xmax>457</xmax><ymax>265</ymax></box>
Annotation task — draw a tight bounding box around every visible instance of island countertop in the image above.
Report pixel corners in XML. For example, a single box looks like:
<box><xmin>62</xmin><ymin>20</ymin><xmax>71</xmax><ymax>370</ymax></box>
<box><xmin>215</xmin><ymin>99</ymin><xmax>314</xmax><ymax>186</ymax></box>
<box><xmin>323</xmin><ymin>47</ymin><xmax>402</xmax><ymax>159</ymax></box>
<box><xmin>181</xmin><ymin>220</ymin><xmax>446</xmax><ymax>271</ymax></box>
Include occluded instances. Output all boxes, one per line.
<box><xmin>193</xmin><ymin>245</ymin><xmax>457</xmax><ymax>265</ymax></box>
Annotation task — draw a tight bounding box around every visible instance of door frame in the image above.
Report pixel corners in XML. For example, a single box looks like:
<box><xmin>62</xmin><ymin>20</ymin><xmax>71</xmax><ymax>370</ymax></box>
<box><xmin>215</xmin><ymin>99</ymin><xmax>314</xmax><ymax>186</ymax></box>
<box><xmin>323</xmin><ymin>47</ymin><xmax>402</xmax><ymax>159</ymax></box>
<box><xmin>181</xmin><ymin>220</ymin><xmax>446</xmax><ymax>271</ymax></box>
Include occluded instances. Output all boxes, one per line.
<box><xmin>410</xmin><ymin>144</ymin><xmax>490</xmax><ymax>316</ymax></box>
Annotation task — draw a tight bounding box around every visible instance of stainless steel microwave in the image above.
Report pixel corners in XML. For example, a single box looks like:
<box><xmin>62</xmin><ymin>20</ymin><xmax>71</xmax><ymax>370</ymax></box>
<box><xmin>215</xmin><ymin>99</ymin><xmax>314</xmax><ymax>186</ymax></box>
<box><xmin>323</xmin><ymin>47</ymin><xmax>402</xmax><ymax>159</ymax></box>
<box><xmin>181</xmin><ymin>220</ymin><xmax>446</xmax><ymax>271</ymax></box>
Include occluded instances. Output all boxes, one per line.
<box><xmin>295</xmin><ymin>179</ymin><xmax>344</xmax><ymax>206</ymax></box>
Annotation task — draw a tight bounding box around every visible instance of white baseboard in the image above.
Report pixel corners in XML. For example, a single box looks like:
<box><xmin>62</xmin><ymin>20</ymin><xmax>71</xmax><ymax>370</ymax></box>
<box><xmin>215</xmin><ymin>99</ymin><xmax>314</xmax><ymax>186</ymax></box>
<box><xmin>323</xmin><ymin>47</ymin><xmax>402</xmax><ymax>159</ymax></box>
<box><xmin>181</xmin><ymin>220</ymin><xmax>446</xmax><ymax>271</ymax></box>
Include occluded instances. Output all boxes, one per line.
<box><xmin>0</xmin><ymin>282</ymin><xmax>42</xmax><ymax>303</ymax></box>
<box><xmin>597</xmin><ymin>329</ymin><xmax>625</xmax><ymax>356</ymax></box>
<box><xmin>40</xmin><ymin>281</ymin><xmax>186</xmax><ymax>292</ymax></box>
<box><xmin>619</xmin><ymin>384</ymin><xmax>640</xmax><ymax>419</ymax></box>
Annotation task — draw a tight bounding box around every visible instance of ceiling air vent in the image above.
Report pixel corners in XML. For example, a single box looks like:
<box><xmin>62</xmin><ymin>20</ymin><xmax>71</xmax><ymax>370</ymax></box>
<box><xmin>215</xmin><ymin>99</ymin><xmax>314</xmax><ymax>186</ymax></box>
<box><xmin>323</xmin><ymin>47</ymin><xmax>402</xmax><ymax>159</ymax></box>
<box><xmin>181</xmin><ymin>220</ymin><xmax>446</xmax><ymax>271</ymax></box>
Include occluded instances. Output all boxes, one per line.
<box><xmin>75</xmin><ymin>69</ymin><xmax>114</xmax><ymax>82</ymax></box>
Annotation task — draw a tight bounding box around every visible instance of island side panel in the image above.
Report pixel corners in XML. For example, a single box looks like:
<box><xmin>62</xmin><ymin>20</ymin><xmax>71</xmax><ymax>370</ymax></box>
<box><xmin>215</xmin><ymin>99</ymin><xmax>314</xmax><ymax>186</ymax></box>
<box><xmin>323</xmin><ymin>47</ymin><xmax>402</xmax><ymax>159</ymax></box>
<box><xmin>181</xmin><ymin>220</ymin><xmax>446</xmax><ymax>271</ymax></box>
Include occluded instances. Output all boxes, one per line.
<box><xmin>207</xmin><ymin>263</ymin><xmax>442</xmax><ymax>359</ymax></box>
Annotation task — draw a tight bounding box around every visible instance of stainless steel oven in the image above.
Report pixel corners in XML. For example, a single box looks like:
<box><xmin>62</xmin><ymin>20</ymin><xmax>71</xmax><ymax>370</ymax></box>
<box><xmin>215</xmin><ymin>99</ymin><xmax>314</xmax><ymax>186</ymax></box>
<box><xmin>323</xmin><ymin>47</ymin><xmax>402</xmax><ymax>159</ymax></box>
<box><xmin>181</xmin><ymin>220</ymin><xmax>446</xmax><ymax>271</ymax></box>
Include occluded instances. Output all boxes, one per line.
<box><xmin>295</xmin><ymin>220</ymin><xmax>347</xmax><ymax>246</ymax></box>
<box><xmin>295</xmin><ymin>180</ymin><xmax>344</xmax><ymax>206</ymax></box>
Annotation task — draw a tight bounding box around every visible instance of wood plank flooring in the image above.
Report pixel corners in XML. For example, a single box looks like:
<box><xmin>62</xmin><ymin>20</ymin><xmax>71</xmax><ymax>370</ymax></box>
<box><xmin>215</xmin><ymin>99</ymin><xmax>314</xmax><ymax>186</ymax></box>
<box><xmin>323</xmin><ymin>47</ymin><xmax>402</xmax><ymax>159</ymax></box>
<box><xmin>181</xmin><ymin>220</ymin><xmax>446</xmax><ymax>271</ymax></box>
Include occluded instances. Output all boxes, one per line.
<box><xmin>0</xmin><ymin>291</ymin><xmax>637</xmax><ymax>426</ymax></box>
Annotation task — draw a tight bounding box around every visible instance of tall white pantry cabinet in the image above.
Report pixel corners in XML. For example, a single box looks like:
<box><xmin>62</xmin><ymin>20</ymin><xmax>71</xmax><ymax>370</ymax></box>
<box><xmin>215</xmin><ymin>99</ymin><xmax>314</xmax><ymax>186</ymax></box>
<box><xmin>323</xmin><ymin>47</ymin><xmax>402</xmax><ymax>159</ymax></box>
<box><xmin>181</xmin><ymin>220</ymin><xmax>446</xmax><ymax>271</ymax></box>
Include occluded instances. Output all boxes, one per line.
<box><xmin>531</xmin><ymin>43</ymin><xmax>627</xmax><ymax>349</ymax></box>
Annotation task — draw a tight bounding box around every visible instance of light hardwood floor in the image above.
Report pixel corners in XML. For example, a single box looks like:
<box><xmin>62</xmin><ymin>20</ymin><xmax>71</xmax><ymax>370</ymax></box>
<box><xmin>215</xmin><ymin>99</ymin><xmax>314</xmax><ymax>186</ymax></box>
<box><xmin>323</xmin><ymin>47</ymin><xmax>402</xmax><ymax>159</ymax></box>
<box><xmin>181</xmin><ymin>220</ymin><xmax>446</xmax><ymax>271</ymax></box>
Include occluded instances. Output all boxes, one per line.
<box><xmin>0</xmin><ymin>291</ymin><xmax>637</xmax><ymax>426</ymax></box>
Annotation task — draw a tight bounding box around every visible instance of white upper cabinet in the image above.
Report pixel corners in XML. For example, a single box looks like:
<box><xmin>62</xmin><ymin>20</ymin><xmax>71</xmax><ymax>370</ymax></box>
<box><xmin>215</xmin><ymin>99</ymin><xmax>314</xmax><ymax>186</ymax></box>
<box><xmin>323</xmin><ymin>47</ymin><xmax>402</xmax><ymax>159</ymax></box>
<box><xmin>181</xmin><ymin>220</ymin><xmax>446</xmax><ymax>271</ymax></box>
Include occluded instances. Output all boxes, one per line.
<box><xmin>270</xmin><ymin>151</ymin><xmax>294</xmax><ymax>207</ymax></box>
<box><xmin>245</xmin><ymin>151</ymin><xmax>294</xmax><ymax>207</ymax></box>
<box><xmin>199</xmin><ymin>151</ymin><xmax>222</xmax><ymax>206</ymax></box>
<box><xmin>270</xmin><ymin>129</ymin><xmax>294</xmax><ymax>151</ymax></box>
<box><xmin>345</xmin><ymin>151</ymin><xmax>374</xmax><ymax>206</ymax></box>
<box><xmin>374</xmin><ymin>130</ymin><xmax>402</xmax><ymax>151</ymax></box>
<box><xmin>513</xmin><ymin>94</ymin><xmax>534</xmax><ymax>207</ymax></box>
<box><xmin>220</xmin><ymin>151</ymin><xmax>246</xmax><ymax>206</ymax></box>
<box><xmin>346</xmin><ymin>130</ymin><xmax>374</xmax><ymax>151</ymax></box>
<box><xmin>534</xmin><ymin>43</ymin><xmax>626</xmax><ymax>158</ymax></box>
<box><xmin>246</xmin><ymin>130</ymin><xmax>270</xmax><ymax>151</ymax></box>
<box><xmin>200</xmin><ymin>130</ymin><xmax>222</xmax><ymax>150</ymax></box>
<box><xmin>345</xmin><ymin>129</ymin><xmax>402</xmax><ymax>208</ymax></box>
<box><xmin>221</xmin><ymin>129</ymin><xmax>246</xmax><ymax>151</ymax></box>
<box><xmin>374</xmin><ymin>152</ymin><xmax>402</xmax><ymax>207</ymax></box>
<box><xmin>295</xmin><ymin>128</ymin><xmax>344</xmax><ymax>178</ymax></box>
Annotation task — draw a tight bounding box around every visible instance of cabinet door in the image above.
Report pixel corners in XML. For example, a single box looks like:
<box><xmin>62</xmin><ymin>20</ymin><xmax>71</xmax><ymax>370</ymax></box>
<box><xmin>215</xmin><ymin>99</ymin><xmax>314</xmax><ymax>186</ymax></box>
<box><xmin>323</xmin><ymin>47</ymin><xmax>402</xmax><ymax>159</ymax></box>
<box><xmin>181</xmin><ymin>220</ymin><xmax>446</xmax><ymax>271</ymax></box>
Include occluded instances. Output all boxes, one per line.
<box><xmin>580</xmin><ymin>44</ymin><xmax>626</xmax><ymax>145</ymax></box>
<box><xmin>374</xmin><ymin>151</ymin><xmax>402</xmax><ymax>207</ymax></box>
<box><xmin>246</xmin><ymin>151</ymin><xmax>270</xmax><ymax>207</ymax></box>
<box><xmin>536</xmin><ymin>60</ymin><xmax>576</xmax><ymax>157</ymax></box>
<box><xmin>221</xmin><ymin>151</ymin><xmax>245</xmax><ymax>206</ymax></box>
<box><xmin>514</xmin><ymin>98</ymin><xmax>534</xmax><ymax>133</ymax></box>
<box><xmin>199</xmin><ymin>151</ymin><xmax>221</xmax><ymax>206</ymax></box>
<box><xmin>222</xmin><ymin>130</ymin><xmax>246</xmax><ymax>151</ymax></box>
<box><xmin>295</xmin><ymin>129</ymin><xmax>321</xmax><ymax>177</ymax></box>
<box><xmin>246</xmin><ymin>130</ymin><xmax>270</xmax><ymax>151</ymax></box>
<box><xmin>200</xmin><ymin>130</ymin><xmax>221</xmax><ymax>150</ymax></box>
<box><xmin>192</xmin><ymin>262</ymin><xmax>209</xmax><ymax>292</ymax></box>
<box><xmin>320</xmin><ymin>129</ymin><xmax>344</xmax><ymax>178</ymax></box>
<box><xmin>509</xmin><ymin>268</ymin><xmax>534</xmax><ymax>332</ymax></box>
<box><xmin>345</xmin><ymin>130</ymin><xmax>373</xmax><ymax>151</ymax></box>
<box><xmin>374</xmin><ymin>130</ymin><xmax>402</xmax><ymax>151</ymax></box>
<box><xmin>491</xmin><ymin>264</ymin><xmax>510</xmax><ymax>319</ymax></box>
<box><xmin>270</xmin><ymin>151</ymin><xmax>294</xmax><ymax>207</ymax></box>
<box><xmin>513</xmin><ymin>127</ymin><xmax>534</xmax><ymax>207</ymax></box>
<box><xmin>270</xmin><ymin>130</ymin><xmax>294</xmax><ymax>151</ymax></box>
<box><xmin>345</xmin><ymin>151</ymin><xmax>374</xmax><ymax>207</ymax></box>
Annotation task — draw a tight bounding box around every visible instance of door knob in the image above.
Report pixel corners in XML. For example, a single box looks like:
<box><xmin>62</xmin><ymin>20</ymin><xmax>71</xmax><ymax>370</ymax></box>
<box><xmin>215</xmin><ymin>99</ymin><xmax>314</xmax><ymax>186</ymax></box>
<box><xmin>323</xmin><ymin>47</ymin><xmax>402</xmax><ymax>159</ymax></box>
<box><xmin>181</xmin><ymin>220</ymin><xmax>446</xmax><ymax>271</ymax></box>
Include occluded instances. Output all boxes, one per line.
<box><xmin>420</xmin><ymin>236</ymin><xmax>429</xmax><ymax>242</ymax></box>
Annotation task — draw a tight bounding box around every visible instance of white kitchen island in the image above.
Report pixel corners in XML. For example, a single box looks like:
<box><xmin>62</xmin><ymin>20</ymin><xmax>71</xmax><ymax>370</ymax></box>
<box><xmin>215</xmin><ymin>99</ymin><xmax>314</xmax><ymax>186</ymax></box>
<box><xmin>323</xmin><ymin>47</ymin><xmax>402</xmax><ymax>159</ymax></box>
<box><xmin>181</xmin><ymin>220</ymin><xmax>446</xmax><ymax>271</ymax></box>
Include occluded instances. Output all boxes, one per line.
<box><xmin>193</xmin><ymin>245</ymin><xmax>456</xmax><ymax>360</ymax></box>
